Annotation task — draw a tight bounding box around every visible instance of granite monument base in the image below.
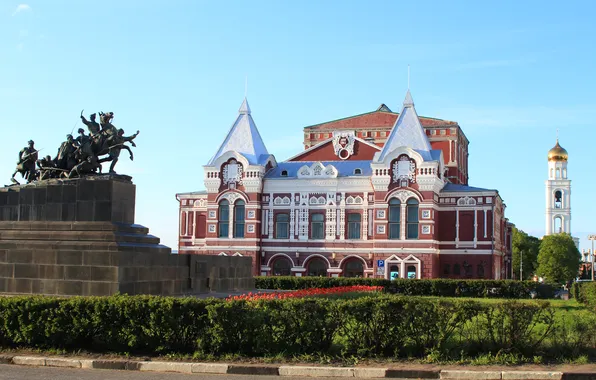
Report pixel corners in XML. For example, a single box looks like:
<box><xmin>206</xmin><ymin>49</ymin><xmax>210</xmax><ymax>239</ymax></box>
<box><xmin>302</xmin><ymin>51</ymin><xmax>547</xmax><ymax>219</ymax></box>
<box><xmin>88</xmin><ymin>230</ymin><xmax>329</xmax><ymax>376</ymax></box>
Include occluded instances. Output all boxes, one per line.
<box><xmin>0</xmin><ymin>177</ymin><xmax>253</xmax><ymax>296</ymax></box>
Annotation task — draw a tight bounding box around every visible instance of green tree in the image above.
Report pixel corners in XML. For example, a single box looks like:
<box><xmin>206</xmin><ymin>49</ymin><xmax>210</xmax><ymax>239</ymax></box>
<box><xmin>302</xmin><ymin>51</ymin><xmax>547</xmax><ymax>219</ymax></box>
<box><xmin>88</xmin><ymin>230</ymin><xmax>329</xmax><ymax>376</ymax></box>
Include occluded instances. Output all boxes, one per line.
<box><xmin>536</xmin><ymin>233</ymin><xmax>581</xmax><ymax>285</ymax></box>
<box><xmin>511</xmin><ymin>228</ymin><xmax>540</xmax><ymax>280</ymax></box>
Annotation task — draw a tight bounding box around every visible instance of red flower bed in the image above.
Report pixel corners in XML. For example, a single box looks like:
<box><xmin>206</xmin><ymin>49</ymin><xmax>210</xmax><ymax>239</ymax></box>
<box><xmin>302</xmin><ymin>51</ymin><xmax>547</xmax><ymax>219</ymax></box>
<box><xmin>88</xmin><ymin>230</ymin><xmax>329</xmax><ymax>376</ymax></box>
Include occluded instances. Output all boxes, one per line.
<box><xmin>226</xmin><ymin>285</ymin><xmax>382</xmax><ymax>301</ymax></box>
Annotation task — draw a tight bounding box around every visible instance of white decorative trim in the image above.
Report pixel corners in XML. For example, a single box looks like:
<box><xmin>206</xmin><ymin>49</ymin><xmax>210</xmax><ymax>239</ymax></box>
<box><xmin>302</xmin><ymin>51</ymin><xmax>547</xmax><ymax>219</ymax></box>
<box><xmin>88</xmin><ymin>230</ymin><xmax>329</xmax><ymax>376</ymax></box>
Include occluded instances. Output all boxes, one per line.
<box><xmin>247</xmin><ymin>224</ymin><xmax>255</xmax><ymax>233</ymax></box>
<box><xmin>421</xmin><ymin>225</ymin><xmax>431</xmax><ymax>234</ymax></box>
<box><xmin>194</xmin><ymin>199</ymin><xmax>207</xmax><ymax>208</ymax></box>
<box><xmin>217</xmin><ymin>191</ymin><xmax>247</xmax><ymax>204</ymax></box>
<box><xmin>208</xmin><ymin>224</ymin><xmax>216</xmax><ymax>233</ymax></box>
<box><xmin>247</xmin><ymin>210</ymin><xmax>256</xmax><ymax>219</ymax></box>
<box><xmin>332</xmin><ymin>131</ymin><xmax>355</xmax><ymax>160</ymax></box>
<box><xmin>208</xmin><ymin>211</ymin><xmax>216</xmax><ymax>219</ymax></box>
<box><xmin>387</xmin><ymin>189</ymin><xmax>421</xmax><ymax>203</ymax></box>
<box><xmin>376</xmin><ymin>210</ymin><xmax>386</xmax><ymax>219</ymax></box>
<box><xmin>376</xmin><ymin>225</ymin><xmax>386</xmax><ymax>234</ymax></box>
<box><xmin>266</xmin><ymin>253</ymin><xmax>295</xmax><ymax>268</ymax></box>
<box><xmin>421</xmin><ymin>210</ymin><xmax>431</xmax><ymax>219</ymax></box>
<box><xmin>392</xmin><ymin>155</ymin><xmax>416</xmax><ymax>183</ymax></box>
<box><xmin>297</xmin><ymin>162</ymin><xmax>338</xmax><ymax>178</ymax></box>
<box><xmin>222</xmin><ymin>159</ymin><xmax>243</xmax><ymax>185</ymax></box>
<box><xmin>338</xmin><ymin>254</ymin><xmax>369</xmax><ymax>270</ymax></box>
<box><xmin>457</xmin><ymin>196</ymin><xmax>477</xmax><ymax>206</ymax></box>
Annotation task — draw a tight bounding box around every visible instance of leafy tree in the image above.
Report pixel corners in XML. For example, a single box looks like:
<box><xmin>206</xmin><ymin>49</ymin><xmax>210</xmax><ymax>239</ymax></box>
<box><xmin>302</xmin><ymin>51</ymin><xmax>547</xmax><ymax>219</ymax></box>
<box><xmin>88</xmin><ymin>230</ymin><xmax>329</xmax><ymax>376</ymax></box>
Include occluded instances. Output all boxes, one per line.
<box><xmin>536</xmin><ymin>233</ymin><xmax>581</xmax><ymax>285</ymax></box>
<box><xmin>511</xmin><ymin>228</ymin><xmax>540</xmax><ymax>280</ymax></box>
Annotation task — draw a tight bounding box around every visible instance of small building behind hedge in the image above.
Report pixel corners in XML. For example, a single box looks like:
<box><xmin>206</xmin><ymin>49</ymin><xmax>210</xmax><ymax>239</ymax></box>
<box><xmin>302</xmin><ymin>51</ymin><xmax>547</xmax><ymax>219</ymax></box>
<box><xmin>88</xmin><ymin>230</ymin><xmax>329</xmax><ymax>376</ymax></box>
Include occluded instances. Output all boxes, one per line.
<box><xmin>176</xmin><ymin>91</ymin><xmax>513</xmax><ymax>280</ymax></box>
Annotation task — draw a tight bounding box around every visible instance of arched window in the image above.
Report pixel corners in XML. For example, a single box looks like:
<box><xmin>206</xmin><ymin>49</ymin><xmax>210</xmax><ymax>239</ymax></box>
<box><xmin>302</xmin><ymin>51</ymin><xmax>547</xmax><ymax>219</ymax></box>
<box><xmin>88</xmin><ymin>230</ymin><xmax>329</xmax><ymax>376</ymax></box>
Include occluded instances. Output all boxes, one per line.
<box><xmin>407</xmin><ymin>265</ymin><xmax>417</xmax><ymax>279</ymax></box>
<box><xmin>311</xmin><ymin>214</ymin><xmax>325</xmax><ymax>239</ymax></box>
<box><xmin>406</xmin><ymin>199</ymin><xmax>419</xmax><ymax>239</ymax></box>
<box><xmin>554</xmin><ymin>190</ymin><xmax>562</xmax><ymax>209</ymax></box>
<box><xmin>281</xmin><ymin>170</ymin><xmax>288</xmax><ymax>177</ymax></box>
<box><xmin>554</xmin><ymin>216</ymin><xmax>562</xmax><ymax>233</ymax></box>
<box><xmin>233</xmin><ymin>200</ymin><xmax>245</xmax><ymax>238</ymax></box>
<box><xmin>307</xmin><ymin>257</ymin><xmax>327</xmax><ymax>276</ymax></box>
<box><xmin>388</xmin><ymin>198</ymin><xmax>401</xmax><ymax>239</ymax></box>
<box><xmin>550</xmin><ymin>168</ymin><xmax>553</xmax><ymax>178</ymax></box>
<box><xmin>343</xmin><ymin>259</ymin><xmax>364</xmax><ymax>278</ymax></box>
<box><xmin>556</xmin><ymin>168</ymin><xmax>560</xmax><ymax>178</ymax></box>
<box><xmin>477</xmin><ymin>263</ymin><xmax>485</xmax><ymax>278</ymax></box>
<box><xmin>218</xmin><ymin>200</ymin><xmax>229</xmax><ymax>238</ymax></box>
<box><xmin>272</xmin><ymin>257</ymin><xmax>292</xmax><ymax>276</ymax></box>
<box><xmin>453</xmin><ymin>263</ymin><xmax>461</xmax><ymax>276</ymax></box>
<box><xmin>354</xmin><ymin>168</ymin><xmax>362</xmax><ymax>175</ymax></box>
<box><xmin>389</xmin><ymin>264</ymin><xmax>400</xmax><ymax>280</ymax></box>
<box><xmin>275</xmin><ymin>213</ymin><xmax>289</xmax><ymax>239</ymax></box>
<box><xmin>347</xmin><ymin>213</ymin><xmax>361</xmax><ymax>239</ymax></box>
<box><xmin>563</xmin><ymin>169</ymin><xmax>567</xmax><ymax>179</ymax></box>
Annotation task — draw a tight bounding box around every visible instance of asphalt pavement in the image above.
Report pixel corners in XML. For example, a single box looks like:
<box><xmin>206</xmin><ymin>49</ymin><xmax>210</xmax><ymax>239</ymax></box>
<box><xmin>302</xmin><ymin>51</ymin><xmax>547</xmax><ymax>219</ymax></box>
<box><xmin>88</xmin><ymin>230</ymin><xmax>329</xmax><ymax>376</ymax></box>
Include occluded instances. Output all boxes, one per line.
<box><xmin>0</xmin><ymin>364</ymin><xmax>329</xmax><ymax>380</ymax></box>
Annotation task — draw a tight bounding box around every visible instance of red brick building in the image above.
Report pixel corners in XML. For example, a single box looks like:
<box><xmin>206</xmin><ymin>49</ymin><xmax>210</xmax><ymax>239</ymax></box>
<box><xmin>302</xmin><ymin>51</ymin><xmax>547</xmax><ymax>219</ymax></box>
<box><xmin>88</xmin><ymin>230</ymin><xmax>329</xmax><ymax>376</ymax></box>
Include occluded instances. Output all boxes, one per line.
<box><xmin>176</xmin><ymin>91</ymin><xmax>513</xmax><ymax>279</ymax></box>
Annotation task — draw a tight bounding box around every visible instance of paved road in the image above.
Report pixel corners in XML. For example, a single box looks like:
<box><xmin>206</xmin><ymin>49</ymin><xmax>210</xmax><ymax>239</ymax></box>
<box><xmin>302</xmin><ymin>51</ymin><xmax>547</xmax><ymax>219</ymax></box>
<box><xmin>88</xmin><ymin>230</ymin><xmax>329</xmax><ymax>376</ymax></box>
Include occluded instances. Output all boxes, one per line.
<box><xmin>0</xmin><ymin>364</ymin><xmax>328</xmax><ymax>380</ymax></box>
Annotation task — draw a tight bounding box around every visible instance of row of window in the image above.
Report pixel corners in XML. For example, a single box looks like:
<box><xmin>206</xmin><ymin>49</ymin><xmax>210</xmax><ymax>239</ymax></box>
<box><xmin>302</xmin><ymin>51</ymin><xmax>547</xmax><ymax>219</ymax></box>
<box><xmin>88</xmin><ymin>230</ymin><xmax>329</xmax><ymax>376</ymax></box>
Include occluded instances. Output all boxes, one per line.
<box><xmin>218</xmin><ymin>199</ymin><xmax>245</xmax><ymax>238</ymax></box>
<box><xmin>272</xmin><ymin>257</ymin><xmax>367</xmax><ymax>277</ymax></box>
<box><xmin>218</xmin><ymin>198</ymin><xmax>420</xmax><ymax>239</ymax></box>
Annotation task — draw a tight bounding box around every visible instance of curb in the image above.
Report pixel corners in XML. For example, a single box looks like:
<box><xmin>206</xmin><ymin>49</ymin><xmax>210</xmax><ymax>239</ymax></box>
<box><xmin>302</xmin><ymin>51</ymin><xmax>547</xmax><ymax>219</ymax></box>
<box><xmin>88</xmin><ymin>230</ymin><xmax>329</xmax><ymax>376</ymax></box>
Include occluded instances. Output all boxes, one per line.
<box><xmin>1</xmin><ymin>355</ymin><xmax>588</xmax><ymax>379</ymax></box>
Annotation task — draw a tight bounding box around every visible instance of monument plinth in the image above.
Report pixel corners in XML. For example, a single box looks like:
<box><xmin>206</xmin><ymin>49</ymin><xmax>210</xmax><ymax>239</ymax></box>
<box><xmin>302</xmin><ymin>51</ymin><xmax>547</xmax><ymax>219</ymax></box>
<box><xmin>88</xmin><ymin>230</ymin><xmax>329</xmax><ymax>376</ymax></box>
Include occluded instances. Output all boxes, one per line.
<box><xmin>0</xmin><ymin>176</ymin><xmax>253</xmax><ymax>296</ymax></box>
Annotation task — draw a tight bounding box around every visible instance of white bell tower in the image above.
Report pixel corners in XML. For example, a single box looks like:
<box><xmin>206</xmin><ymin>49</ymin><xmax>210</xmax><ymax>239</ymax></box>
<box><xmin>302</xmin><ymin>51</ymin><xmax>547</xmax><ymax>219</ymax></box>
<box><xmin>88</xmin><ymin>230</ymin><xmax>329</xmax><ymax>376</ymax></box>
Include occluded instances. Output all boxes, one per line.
<box><xmin>545</xmin><ymin>139</ymin><xmax>571</xmax><ymax>235</ymax></box>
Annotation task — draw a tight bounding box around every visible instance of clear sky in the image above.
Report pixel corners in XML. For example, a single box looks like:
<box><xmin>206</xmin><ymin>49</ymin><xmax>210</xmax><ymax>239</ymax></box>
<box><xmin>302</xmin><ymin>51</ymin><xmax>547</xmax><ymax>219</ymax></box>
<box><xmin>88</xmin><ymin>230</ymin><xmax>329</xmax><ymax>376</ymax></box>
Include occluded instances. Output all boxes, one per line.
<box><xmin>1</xmin><ymin>0</ymin><xmax>595</xmax><ymax>251</ymax></box>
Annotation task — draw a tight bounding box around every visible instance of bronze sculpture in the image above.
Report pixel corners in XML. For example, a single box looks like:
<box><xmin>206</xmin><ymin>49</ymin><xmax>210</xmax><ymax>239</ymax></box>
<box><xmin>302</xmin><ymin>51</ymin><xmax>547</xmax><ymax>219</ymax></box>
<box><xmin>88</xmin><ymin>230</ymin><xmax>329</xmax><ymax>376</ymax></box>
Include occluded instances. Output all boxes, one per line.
<box><xmin>11</xmin><ymin>140</ymin><xmax>39</xmax><ymax>184</ymax></box>
<box><xmin>9</xmin><ymin>110</ymin><xmax>139</xmax><ymax>184</ymax></box>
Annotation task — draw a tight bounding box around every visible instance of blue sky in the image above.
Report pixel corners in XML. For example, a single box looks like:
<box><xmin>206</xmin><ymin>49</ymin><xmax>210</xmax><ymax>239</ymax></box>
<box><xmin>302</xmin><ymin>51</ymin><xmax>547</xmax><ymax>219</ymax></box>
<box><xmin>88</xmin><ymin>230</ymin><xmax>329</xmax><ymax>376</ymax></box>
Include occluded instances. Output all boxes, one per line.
<box><xmin>1</xmin><ymin>0</ymin><xmax>595</xmax><ymax>251</ymax></box>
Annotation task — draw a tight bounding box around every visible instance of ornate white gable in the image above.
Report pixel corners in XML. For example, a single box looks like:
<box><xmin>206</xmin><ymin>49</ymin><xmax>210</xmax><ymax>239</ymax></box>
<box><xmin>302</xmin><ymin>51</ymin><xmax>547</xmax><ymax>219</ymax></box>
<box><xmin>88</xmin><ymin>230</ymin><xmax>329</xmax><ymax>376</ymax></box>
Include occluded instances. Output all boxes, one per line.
<box><xmin>332</xmin><ymin>131</ymin><xmax>355</xmax><ymax>160</ymax></box>
<box><xmin>297</xmin><ymin>162</ymin><xmax>338</xmax><ymax>178</ymax></box>
<box><xmin>223</xmin><ymin>159</ymin><xmax>243</xmax><ymax>185</ymax></box>
<box><xmin>392</xmin><ymin>155</ymin><xmax>416</xmax><ymax>184</ymax></box>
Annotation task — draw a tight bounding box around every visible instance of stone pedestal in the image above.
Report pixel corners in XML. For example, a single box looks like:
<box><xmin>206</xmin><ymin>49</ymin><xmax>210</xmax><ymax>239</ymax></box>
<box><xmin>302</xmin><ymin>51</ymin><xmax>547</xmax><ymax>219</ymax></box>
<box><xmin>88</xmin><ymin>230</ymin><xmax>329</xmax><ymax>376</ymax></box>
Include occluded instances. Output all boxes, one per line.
<box><xmin>0</xmin><ymin>176</ymin><xmax>253</xmax><ymax>296</ymax></box>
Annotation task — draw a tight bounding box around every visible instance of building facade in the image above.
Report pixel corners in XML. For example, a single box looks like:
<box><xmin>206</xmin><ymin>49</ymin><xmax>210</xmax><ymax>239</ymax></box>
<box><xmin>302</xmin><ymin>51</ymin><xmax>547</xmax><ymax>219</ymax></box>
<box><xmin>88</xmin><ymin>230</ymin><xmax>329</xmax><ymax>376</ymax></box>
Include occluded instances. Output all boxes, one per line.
<box><xmin>176</xmin><ymin>91</ymin><xmax>513</xmax><ymax>279</ymax></box>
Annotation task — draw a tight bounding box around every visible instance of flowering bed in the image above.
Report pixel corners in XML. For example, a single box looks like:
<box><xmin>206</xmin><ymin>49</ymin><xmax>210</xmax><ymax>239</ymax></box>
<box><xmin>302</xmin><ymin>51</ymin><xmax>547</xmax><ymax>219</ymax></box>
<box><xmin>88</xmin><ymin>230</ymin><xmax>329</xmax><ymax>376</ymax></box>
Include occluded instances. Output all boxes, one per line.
<box><xmin>226</xmin><ymin>285</ymin><xmax>382</xmax><ymax>301</ymax></box>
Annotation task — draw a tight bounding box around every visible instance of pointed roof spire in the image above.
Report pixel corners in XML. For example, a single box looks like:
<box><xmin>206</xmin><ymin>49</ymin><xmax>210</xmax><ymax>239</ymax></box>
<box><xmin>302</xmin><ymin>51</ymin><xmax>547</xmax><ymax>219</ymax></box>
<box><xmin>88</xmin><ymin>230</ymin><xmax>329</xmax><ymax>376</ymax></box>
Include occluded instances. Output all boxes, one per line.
<box><xmin>239</xmin><ymin>97</ymin><xmax>251</xmax><ymax>114</ymax></box>
<box><xmin>403</xmin><ymin>89</ymin><xmax>414</xmax><ymax>107</ymax></box>
<box><xmin>209</xmin><ymin>98</ymin><xmax>269</xmax><ymax>165</ymax></box>
<box><xmin>375</xmin><ymin>90</ymin><xmax>433</xmax><ymax>162</ymax></box>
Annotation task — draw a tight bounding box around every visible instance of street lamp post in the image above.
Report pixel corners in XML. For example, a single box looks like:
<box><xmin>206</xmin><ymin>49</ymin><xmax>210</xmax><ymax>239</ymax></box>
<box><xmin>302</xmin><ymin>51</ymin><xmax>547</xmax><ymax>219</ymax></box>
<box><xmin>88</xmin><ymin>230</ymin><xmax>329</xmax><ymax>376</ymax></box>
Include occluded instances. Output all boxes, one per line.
<box><xmin>589</xmin><ymin>235</ymin><xmax>596</xmax><ymax>281</ymax></box>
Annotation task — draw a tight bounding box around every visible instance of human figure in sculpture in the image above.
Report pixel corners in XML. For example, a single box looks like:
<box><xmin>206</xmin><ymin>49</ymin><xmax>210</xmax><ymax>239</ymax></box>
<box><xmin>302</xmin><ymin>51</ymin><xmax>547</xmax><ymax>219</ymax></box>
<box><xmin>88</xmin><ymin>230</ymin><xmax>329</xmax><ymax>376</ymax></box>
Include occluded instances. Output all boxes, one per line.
<box><xmin>11</xmin><ymin>140</ymin><xmax>38</xmax><ymax>184</ymax></box>
<box><xmin>97</xmin><ymin>128</ymin><xmax>139</xmax><ymax>174</ymax></box>
<box><xmin>80</xmin><ymin>112</ymin><xmax>101</xmax><ymax>136</ymax></box>
<box><xmin>54</xmin><ymin>134</ymin><xmax>77</xmax><ymax>171</ymax></box>
<box><xmin>37</xmin><ymin>155</ymin><xmax>57</xmax><ymax>181</ymax></box>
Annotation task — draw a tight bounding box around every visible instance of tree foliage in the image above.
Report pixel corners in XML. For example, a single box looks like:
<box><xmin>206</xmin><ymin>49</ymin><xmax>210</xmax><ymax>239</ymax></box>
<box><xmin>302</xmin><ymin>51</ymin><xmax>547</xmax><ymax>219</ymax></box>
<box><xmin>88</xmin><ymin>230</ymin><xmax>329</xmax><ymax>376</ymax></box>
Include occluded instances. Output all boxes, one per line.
<box><xmin>511</xmin><ymin>228</ymin><xmax>541</xmax><ymax>280</ymax></box>
<box><xmin>536</xmin><ymin>233</ymin><xmax>581</xmax><ymax>284</ymax></box>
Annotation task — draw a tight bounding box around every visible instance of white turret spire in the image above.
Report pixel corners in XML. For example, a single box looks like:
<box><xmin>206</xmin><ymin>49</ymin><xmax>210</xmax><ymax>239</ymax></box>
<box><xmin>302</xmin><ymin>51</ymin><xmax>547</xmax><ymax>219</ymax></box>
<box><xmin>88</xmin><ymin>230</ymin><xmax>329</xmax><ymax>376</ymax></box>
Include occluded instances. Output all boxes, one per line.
<box><xmin>209</xmin><ymin>98</ymin><xmax>268</xmax><ymax>165</ymax></box>
<box><xmin>376</xmin><ymin>90</ymin><xmax>432</xmax><ymax>162</ymax></box>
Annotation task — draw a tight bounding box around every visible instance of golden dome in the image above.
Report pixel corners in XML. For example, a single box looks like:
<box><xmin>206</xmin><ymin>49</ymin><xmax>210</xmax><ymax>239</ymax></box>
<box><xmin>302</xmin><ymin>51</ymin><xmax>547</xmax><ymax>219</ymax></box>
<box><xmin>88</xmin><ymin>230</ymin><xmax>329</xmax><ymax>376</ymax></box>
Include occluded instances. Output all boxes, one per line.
<box><xmin>548</xmin><ymin>140</ymin><xmax>568</xmax><ymax>162</ymax></box>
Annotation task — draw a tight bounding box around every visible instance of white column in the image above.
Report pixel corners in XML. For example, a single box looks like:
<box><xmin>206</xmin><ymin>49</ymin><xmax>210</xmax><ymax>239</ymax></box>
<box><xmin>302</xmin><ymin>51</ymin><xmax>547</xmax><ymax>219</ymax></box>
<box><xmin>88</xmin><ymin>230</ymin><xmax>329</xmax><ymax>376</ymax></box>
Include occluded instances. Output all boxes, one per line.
<box><xmin>228</xmin><ymin>206</ymin><xmax>234</xmax><ymax>239</ymax></box>
<box><xmin>290</xmin><ymin>192</ymin><xmax>295</xmax><ymax>240</ymax></box>
<box><xmin>483</xmin><ymin>209</ymin><xmax>487</xmax><ymax>238</ymax></box>
<box><xmin>400</xmin><ymin>204</ymin><xmax>407</xmax><ymax>240</ymax></box>
<box><xmin>268</xmin><ymin>194</ymin><xmax>273</xmax><ymax>239</ymax></box>
<box><xmin>362</xmin><ymin>192</ymin><xmax>368</xmax><ymax>240</ymax></box>
<box><xmin>474</xmin><ymin>209</ymin><xmax>478</xmax><ymax>248</ymax></box>
<box><xmin>455</xmin><ymin>209</ymin><xmax>460</xmax><ymax>248</ymax></box>
<box><xmin>339</xmin><ymin>192</ymin><xmax>346</xmax><ymax>240</ymax></box>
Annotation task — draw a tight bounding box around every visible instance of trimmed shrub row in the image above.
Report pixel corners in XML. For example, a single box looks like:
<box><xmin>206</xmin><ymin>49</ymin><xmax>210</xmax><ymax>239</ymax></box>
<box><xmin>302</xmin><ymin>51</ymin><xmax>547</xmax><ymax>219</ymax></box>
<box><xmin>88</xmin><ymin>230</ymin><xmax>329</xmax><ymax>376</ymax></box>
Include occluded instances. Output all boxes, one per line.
<box><xmin>0</xmin><ymin>295</ymin><xmax>591</xmax><ymax>360</ymax></box>
<box><xmin>572</xmin><ymin>281</ymin><xmax>596</xmax><ymax>307</ymax></box>
<box><xmin>255</xmin><ymin>277</ymin><xmax>557</xmax><ymax>299</ymax></box>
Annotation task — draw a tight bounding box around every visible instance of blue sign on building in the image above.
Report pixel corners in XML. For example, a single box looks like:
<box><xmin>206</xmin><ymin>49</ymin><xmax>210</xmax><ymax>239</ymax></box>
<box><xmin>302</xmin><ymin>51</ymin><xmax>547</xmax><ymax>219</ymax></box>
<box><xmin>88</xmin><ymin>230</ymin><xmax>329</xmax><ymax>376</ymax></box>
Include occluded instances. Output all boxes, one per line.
<box><xmin>377</xmin><ymin>260</ymin><xmax>385</xmax><ymax>268</ymax></box>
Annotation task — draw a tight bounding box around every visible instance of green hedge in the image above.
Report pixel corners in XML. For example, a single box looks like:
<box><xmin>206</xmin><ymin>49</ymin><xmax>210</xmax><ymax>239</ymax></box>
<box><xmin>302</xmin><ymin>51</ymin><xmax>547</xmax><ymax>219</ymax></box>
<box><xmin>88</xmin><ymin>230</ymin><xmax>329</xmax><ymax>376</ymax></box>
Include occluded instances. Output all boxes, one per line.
<box><xmin>0</xmin><ymin>295</ymin><xmax>589</xmax><ymax>360</ymax></box>
<box><xmin>572</xmin><ymin>282</ymin><xmax>596</xmax><ymax>307</ymax></box>
<box><xmin>255</xmin><ymin>277</ymin><xmax>557</xmax><ymax>299</ymax></box>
